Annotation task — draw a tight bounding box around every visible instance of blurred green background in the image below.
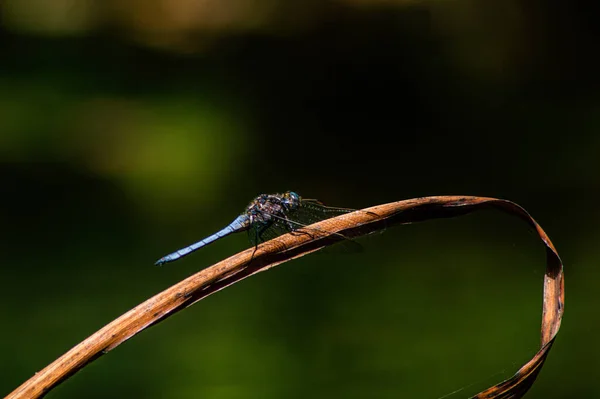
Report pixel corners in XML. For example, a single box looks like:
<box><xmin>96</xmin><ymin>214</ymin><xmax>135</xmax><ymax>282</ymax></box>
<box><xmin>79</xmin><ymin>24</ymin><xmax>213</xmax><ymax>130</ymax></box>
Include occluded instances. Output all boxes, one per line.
<box><xmin>1</xmin><ymin>0</ymin><xmax>597</xmax><ymax>398</ymax></box>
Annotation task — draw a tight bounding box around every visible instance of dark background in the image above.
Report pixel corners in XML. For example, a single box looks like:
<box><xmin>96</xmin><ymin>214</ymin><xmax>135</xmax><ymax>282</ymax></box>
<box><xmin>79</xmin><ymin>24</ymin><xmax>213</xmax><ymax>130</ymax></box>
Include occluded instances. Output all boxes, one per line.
<box><xmin>1</xmin><ymin>1</ymin><xmax>597</xmax><ymax>397</ymax></box>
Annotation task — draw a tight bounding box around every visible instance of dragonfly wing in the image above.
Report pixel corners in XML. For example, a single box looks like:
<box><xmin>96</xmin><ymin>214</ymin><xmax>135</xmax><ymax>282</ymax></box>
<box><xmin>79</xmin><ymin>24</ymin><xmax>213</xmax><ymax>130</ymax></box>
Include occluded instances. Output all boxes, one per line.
<box><xmin>292</xmin><ymin>201</ymin><xmax>355</xmax><ymax>226</ymax></box>
<box><xmin>247</xmin><ymin>219</ymin><xmax>291</xmax><ymax>246</ymax></box>
<box><xmin>251</xmin><ymin>208</ymin><xmax>363</xmax><ymax>253</ymax></box>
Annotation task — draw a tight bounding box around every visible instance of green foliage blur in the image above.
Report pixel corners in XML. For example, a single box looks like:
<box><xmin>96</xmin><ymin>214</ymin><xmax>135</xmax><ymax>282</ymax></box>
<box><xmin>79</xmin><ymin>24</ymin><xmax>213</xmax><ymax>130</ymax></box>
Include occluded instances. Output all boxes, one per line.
<box><xmin>1</xmin><ymin>1</ymin><xmax>597</xmax><ymax>398</ymax></box>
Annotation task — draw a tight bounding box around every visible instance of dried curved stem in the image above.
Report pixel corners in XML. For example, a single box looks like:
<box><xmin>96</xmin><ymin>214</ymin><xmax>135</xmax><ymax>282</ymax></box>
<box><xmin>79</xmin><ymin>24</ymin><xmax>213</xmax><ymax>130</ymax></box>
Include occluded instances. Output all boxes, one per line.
<box><xmin>5</xmin><ymin>196</ymin><xmax>564</xmax><ymax>399</ymax></box>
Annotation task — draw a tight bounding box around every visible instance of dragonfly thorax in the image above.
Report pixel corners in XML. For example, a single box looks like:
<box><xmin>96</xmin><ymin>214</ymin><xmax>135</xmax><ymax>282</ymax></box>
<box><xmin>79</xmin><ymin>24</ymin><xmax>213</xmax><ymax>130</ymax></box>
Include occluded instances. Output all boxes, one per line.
<box><xmin>245</xmin><ymin>191</ymin><xmax>301</xmax><ymax>225</ymax></box>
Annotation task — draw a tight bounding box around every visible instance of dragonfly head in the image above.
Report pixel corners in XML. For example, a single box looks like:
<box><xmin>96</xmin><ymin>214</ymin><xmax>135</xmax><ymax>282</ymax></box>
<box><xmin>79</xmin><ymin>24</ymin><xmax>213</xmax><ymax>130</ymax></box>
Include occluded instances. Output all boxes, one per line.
<box><xmin>284</xmin><ymin>191</ymin><xmax>301</xmax><ymax>210</ymax></box>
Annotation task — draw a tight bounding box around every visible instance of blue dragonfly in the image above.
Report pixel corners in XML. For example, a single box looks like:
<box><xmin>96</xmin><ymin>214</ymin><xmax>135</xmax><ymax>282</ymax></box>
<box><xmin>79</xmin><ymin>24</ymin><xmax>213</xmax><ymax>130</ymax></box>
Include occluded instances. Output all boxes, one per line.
<box><xmin>155</xmin><ymin>191</ymin><xmax>355</xmax><ymax>266</ymax></box>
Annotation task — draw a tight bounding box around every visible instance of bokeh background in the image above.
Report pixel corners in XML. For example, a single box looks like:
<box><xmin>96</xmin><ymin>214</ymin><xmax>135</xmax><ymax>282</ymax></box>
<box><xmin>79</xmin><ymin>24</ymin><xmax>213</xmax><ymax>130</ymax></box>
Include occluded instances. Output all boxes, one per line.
<box><xmin>1</xmin><ymin>1</ymin><xmax>597</xmax><ymax>398</ymax></box>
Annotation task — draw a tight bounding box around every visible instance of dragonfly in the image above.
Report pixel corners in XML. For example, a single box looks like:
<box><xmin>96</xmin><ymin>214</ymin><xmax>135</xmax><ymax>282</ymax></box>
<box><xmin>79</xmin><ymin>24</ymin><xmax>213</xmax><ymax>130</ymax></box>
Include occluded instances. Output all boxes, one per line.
<box><xmin>155</xmin><ymin>191</ymin><xmax>356</xmax><ymax>266</ymax></box>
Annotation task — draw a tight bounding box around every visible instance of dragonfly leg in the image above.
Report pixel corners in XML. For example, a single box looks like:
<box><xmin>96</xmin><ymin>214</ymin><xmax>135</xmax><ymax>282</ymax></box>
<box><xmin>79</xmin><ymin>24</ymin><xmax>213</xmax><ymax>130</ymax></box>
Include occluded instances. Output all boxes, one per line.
<box><xmin>249</xmin><ymin>224</ymin><xmax>261</xmax><ymax>262</ymax></box>
<box><xmin>250</xmin><ymin>222</ymin><xmax>273</xmax><ymax>260</ymax></box>
<box><xmin>256</xmin><ymin>223</ymin><xmax>273</xmax><ymax>243</ymax></box>
<box><xmin>292</xmin><ymin>229</ymin><xmax>317</xmax><ymax>240</ymax></box>
<box><xmin>283</xmin><ymin>217</ymin><xmax>317</xmax><ymax>239</ymax></box>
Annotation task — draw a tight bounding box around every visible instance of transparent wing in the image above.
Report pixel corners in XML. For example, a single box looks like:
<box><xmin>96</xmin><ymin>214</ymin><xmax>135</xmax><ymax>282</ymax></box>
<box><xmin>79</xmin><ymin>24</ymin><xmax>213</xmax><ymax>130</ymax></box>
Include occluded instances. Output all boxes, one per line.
<box><xmin>247</xmin><ymin>219</ymin><xmax>293</xmax><ymax>246</ymax></box>
<box><xmin>288</xmin><ymin>199</ymin><xmax>355</xmax><ymax>226</ymax></box>
<box><xmin>247</xmin><ymin>204</ymin><xmax>362</xmax><ymax>252</ymax></box>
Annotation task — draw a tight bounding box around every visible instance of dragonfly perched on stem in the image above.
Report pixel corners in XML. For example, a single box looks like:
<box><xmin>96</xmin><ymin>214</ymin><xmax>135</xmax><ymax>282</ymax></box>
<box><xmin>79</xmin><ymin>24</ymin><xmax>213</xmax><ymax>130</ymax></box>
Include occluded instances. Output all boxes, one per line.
<box><xmin>155</xmin><ymin>191</ymin><xmax>356</xmax><ymax>266</ymax></box>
